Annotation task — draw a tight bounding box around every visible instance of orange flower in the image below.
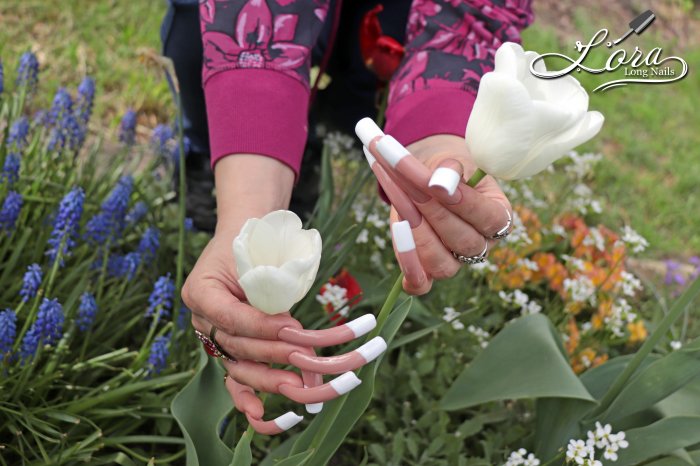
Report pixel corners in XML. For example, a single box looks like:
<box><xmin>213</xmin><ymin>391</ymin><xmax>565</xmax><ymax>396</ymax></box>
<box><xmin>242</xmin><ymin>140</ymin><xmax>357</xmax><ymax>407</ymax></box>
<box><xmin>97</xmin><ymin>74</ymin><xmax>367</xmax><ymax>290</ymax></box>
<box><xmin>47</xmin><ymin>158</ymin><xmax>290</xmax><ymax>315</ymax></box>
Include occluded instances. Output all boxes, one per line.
<box><xmin>628</xmin><ymin>321</ymin><xmax>648</xmax><ymax>344</ymax></box>
<box><xmin>565</xmin><ymin>317</ymin><xmax>580</xmax><ymax>355</ymax></box>
<box><xmin>571</xmin><ymin>347</ymin><xmax>609</xmax><ymax>374</ymax></box>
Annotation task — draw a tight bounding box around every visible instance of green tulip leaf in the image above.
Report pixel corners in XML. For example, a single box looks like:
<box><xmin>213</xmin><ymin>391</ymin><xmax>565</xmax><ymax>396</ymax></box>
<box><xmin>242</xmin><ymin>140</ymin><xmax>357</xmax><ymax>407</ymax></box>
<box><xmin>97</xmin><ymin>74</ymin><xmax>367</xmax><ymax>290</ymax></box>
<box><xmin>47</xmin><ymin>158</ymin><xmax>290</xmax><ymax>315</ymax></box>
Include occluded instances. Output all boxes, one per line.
<box><xmin>441</xmin><ymin>314</ymin><xmax>594</xmax><ymax>410</ymax></box>
<box><xmin>600</xmin><ymin>338</ymin><xmax>700</xmax><ymax>423</ymax></box>
<box><xmin>615</xmin><ymin>417</ymin><xmax>700</xmax><ymax>465</ymax></box>
<box><xmin>171</xmin><ymin>349</ymin><xmax>233</xmax><ymax>466</ymax></box>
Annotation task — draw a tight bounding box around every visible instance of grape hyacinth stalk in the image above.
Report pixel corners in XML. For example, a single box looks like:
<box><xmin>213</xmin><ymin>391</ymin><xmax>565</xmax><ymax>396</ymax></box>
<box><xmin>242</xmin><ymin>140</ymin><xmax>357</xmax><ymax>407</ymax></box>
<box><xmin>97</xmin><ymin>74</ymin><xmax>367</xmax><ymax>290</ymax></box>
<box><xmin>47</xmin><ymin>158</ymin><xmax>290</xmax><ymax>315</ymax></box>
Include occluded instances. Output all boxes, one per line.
<box><xmin>119</xmin><ymin>109</ymin><xmax>138</xmax><ymax>146</ymax></box>
<box><xmin>146</xmin><ymin>274</ymin><xmax>175</xmax><ymax>320</ymax></box>
<box><xmin>19</xmin><ymin>263</ymin><xmax>43</xmax><ymax>302</ymax></box>
<box><xmin>146</xmin><ymin>333</ymin><xmax>171</xmax><ymax>376</ymax></box>
<box><xmin>20</xmin><ymin>298</ymin><xmax>64</xmax><ymax>362</ymax></box>
<box><xmin>4</xmin><ymin>117</ymin><xmax>30</xmax><ymax>185</ymax></box>
<box><xmin>0</xmin><ymin>191</ymin><xmax>23</xmax><ymax>234</ymax></box>
<box><xmin>137</xmin><ymin>226</ymin><xmax>160</xmax><ymax>261</ymax></box>
<box><xmin>125</xmin><ymin>201</ymin><xmax>147</xmax><ymax>226</ymax></box>
<box><xmin>46</xmin><ymin>186</ymin><xmax>85</xmax><ymax>266</ymax></box>
<box><xmin>0</xmin><ymin>309</ymin><xmax>17</xmax><ymax>357</ymax></box>
<box><xmin>84</xmin><ymin>175</ymin><xmax>133</xmax><ymax>246</ymax></box>
<box><xmin>16</xmin><ymin>51</ymin><xmax>39</xmax><ymax>93</ymax></box>
<box><xmin>76</xmin><ymin>292</ymin><xmax>98</xmax><ymax>332</ymax></box>
<box><xmin>151</xmin><ymin>124</ymin><xmax>173</xmax><ymax>156</ymax></box>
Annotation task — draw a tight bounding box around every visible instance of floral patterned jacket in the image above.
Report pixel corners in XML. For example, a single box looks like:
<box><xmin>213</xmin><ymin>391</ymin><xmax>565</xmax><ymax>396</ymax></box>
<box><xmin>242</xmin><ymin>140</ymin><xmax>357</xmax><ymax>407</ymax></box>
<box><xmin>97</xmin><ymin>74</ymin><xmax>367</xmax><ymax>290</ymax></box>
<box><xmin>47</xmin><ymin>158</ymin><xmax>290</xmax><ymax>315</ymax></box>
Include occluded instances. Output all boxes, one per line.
<box><xmin>199</xmin><ymin>0</ymin><xmax>533</xmax><ymax>182</ymax></box>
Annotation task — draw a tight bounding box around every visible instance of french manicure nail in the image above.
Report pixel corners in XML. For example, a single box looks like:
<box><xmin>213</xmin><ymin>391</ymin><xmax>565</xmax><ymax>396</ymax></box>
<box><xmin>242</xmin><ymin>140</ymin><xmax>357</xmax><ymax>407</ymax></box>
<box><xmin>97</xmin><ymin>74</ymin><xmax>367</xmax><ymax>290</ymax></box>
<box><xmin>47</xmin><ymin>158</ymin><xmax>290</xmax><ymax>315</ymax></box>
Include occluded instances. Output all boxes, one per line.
<box><xmin>345</xmin><ymin>314</ymin><xmax>377</xmax><ymax>338</ymax></box>
<box><xmin>274</xmin><ymin>412</ymin><xmax>304</xmax><ymax>430</ymax></box>
<box><xmin>355</xmin><ymin>118</ymin><xmax>384</xmax><ymax>147</ymax></box>
<box><xmin>392</xmin><ymin>220</ymin><xmax>416</xmax><ymax>252</ymax></box>
<box><xmin>429</xmin><ymin>167</ymin><xmax>461</xmax><ymax>196</ymax></box>
<box><xmin>363</xmin><ymin>146</ymin><xmax>377</xmax><ymax>166</ymax></box>
<box><xmin>246</xmin><ymin>411</ymin><xmax>304</xmax><ymax>435</ymax></box>
<box><xmin>304</xmin><ymin>386</ymin><xmax>324</xmax><ymax>414</ymax></box>
<box><xmin>376</xmin><ymin>135</ymin><xmax>409</xmax><ymax>168</ymax></box>
<box><xmin>329</xmin><ymin>371</ymin><xmax>362</xmax><ymax>395</ymax></box>
<box><xmin>356</xmin><ymin>336</ymin><xmax>388</xmax><ymax>363</ymax></box>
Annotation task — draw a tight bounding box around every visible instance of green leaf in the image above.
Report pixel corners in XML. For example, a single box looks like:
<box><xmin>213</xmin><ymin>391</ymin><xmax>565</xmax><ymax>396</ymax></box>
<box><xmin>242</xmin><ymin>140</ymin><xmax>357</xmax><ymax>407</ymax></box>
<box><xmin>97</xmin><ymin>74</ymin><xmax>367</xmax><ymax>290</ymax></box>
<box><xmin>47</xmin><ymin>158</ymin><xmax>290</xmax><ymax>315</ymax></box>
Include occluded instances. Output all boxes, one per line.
<box><xmin>441</xmin><ymin>314</ymin><xmax>594</xmax><ymax>410</ymax></box>
<box><xmin>600</xmin><ymin>338</ymin><xmax>700</xmax><ymax>423</ymax></box>
<box><xmin>615</xmin><ymin>417</ymin><xmax>700</xmax><ymax>465</ymax></box>
<box><xmin>272</xmin><ymin>449</ymin><xmax>315</xmax><ymax>466</ymax></box>
<box><xmin>655</xmin><ymin>374</ymin><xmax>700</xmax><ymax>418</ymax></box>
<box><xmin>288</xmin><ymin>296</ymin><xmax>413</xmax><ymax>466</ymax></box>
<box><xmin>171</xmin><ymin>349</ymin><xmax>233</xmax><ymax>466</ymax></box>
<box><xmin>533</xmin><ymin>397</ymin><xmax>593</xmax><ymax>459</ymax></box>
<box><xmin>230</xmin><ymin>430</ymin><xmax>252</xmax><ymax>466</ymax></box>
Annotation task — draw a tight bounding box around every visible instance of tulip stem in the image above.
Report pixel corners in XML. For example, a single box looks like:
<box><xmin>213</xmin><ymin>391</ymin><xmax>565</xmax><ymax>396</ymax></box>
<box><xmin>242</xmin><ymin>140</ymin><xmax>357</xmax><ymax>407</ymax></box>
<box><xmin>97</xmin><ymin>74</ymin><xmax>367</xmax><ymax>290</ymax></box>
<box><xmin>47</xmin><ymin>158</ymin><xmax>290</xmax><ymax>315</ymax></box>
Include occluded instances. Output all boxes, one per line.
<box><xmin>368</xmin><ymin>272</ymin><xmax>404</xmax><ymax>340</ymax></box>
<box><xmin>466</xmin><ymin>168</ymin><xmax>487</xmax><ymax>188</ymax></box>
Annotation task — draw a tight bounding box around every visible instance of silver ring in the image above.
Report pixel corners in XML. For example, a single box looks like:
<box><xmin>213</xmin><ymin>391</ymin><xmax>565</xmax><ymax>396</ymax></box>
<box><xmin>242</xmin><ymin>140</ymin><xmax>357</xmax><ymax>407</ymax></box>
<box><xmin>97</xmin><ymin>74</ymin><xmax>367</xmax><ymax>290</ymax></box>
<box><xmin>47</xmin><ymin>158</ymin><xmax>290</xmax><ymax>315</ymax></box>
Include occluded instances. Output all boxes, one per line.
<box><xmin>490</xmin><ymin>206</ymin><xmax>512</xmax><ymax>240</ymax></box>
<box><xmin>452</xmin><ymin>240</ymin><xmax>489</xmax><ymax>265</ymax></box>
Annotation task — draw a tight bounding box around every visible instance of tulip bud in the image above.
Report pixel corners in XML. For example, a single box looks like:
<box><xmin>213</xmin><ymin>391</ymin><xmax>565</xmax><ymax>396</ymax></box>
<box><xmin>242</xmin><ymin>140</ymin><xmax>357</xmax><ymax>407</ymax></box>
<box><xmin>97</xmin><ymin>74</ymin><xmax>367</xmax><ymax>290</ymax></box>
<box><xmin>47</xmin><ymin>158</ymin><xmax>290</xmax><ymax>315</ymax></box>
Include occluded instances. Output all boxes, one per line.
<box><xmin>465</xmin><ymin>42</ymin><xmax>604</xmax><ymax>181</ymax></box>
<box><xmin>233</xmin><ymin>210</ymin><xmax>322</xmax><ymax>314</ymax></box>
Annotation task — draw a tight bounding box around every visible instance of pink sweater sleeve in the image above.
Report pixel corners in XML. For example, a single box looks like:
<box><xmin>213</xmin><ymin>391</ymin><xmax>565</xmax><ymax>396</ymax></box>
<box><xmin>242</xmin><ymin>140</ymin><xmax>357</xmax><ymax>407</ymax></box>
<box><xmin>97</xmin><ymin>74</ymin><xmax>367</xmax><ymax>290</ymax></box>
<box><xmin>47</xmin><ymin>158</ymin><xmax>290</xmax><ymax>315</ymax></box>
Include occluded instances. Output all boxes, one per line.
<box><xmin>199</xmin><ymin>0</ymin><xmax>330</xmax><ymax>184</ymax></box>
<box><xmin>384</xmin><ymin>0</ymin><xmax>534</xmax><ymax>145</ymax></box>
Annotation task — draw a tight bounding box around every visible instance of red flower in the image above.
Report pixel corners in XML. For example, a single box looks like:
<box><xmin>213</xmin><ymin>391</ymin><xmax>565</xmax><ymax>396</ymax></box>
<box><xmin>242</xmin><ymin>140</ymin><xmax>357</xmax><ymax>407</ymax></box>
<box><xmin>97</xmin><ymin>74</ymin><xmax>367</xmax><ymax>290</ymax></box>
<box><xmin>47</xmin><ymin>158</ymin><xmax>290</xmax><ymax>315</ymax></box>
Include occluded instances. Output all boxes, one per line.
<box><xmin>318</xmin><ymin>269</ymin><xmax>363</xmax><ymax>325</ymax></box>
<box><xmin>359</xmin><ymin>5</ymin><xmax>406</xmax><ymax>81</ymax></box>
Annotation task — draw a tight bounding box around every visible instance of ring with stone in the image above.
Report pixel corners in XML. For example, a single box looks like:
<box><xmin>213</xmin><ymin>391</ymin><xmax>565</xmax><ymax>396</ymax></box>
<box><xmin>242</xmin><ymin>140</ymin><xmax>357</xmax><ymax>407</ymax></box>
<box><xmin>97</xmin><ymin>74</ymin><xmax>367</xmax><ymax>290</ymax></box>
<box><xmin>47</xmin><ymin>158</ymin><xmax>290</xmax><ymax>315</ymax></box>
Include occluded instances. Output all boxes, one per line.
<box><xmin>209</xmin><ymin>326</ymin><xmax>237</xmax><ymax>362</ymax></box>
<box><xmin>452</xmin><ymin>240</ymin><xmax>489</xmax><ymax>265</ymax></box>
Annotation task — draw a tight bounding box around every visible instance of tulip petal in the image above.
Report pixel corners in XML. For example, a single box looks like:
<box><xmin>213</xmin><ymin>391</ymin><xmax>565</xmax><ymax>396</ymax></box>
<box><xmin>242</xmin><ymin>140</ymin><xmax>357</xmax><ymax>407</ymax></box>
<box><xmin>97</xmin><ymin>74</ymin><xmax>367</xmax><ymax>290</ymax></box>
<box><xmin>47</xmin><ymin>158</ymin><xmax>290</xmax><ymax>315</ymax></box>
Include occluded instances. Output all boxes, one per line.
<box><xmin>281</xmin><ymin>251</ymin><xmax>321</xmax><ymax>301</ymax></box>
<box><xmin>514</xmin><ymin>110</ymin><xmax>605</xmax><ymax>179</ymax></box>
<box><xmin>233</xmin><ymin>221</ymin><xmax>257</xmax><ymax>276</ymax></box>
<box><xmin>239</xmin><ymin>265</ymin><xmax>305</xmax><ymax>314</ymax></box>
<box><xmin>494</xmin><ymin>42</ymin><xmax>524</xmax><ymax>79</ymax></box>
<box><xmin>466</xmin><ymin>72</ymin><xmax>535</xmax><ymax>179</ymax></box>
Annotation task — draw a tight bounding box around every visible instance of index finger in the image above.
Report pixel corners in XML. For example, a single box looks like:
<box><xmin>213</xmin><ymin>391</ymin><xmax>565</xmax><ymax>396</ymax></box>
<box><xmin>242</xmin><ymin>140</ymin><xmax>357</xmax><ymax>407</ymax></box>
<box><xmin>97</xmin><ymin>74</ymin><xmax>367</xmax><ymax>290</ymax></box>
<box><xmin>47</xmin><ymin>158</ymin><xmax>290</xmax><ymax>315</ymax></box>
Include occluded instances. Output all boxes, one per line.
<box><xmin>183</xmin><ymin>278</ymin><xmax>302</xmax><ymax>339</ymax></box>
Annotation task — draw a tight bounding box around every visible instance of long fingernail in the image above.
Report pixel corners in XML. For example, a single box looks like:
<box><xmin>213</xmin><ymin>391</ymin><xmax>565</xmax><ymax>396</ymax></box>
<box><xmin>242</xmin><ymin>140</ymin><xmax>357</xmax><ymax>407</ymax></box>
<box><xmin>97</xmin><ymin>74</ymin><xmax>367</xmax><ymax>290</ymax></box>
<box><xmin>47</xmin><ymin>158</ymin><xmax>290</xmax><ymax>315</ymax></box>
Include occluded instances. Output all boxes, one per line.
<box><xmin>246</xmin><ymin>411</ymin><xmax>304</xmax><ymax>435</ymax></box>
<box><xmin>356</xmin><ymin>336</ymin><xmax>387</xmax><ymax>363</ymax></box>
<box><xmin>363</xmin><ymin>146</ymin><xmax>377</xmax><ymax>166</ymax></box>
<box><xmin>392</xmin><ymin>221</ymin><xmax>427</xmax><ymax>287</ymax></box>
<box><xmin>329</xmin><ymin>372</ymin><xmax>362</xmax><ymax>395</ymax></box>
<box><xmin>429</xmin><ymin>167</ymin><xmax>461</xmax><ymax>196</ymax></box>
<box><xmin>376</xmin><ymin>135</ymin><xmax>409</xmax><ymax>168</ymax></box>
<box><xmin>304</xmin><ymin>386</ymin><xmax>324</xmax><ymax>414</ymax></box>
<box><xmin>275</xmin><ymin>412</ymin><xmax>304</xmax><ymax>430</ymax></box>
<box><xmin>346</xmin><ymin>314</ymin><xmax>377</xmax><ymax>338</ymax></box>
<box><xmin>355</xmin><ymin>117</ymin><xmax>384</xmax><ymax>146</ymax></box>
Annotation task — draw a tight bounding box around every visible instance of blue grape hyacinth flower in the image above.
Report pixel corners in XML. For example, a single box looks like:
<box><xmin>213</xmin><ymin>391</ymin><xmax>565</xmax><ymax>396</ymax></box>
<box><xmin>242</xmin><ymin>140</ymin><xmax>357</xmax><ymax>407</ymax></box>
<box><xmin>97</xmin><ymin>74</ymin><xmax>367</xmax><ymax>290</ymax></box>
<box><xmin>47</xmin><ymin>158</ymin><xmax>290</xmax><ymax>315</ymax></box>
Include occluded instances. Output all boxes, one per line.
<box><xmin>106</xmin><ymin>252</ymin><xmax>141</xmax><ymax>281</ymax></box>
<box><xmin>138</xmin><ymin>227</ymin><xmax>160</xmax><ymax>261</ymax></box>
<box><xmin>7</xmin><ymin>117</ymin><xmax>30</xmax><ymax>151</ymax></box>
<box><xmin>125</xmin><ymin>201</ymin><xmax>147</xmax><ymax>226</ymax></box>
<box><xmin>20</xmin><ymin>263</ymin><xmax>43</xmax><ymax>302</ymax></box>
<box><xmin>119</xmin><ymin>109</ymin><xmax>138</xmax><ymax>146</ymax></box>
<box><xmin>75</xmin><ymin>77</ymin><xmax>95</xmax><ymax>124</ymax></box>
<box><xmin>0</xmin><ymin>191</ymin><xmax>23</xmax><ymax>233</ymax></box>
<box><xmin>46</xmin><ymin>187</ymin><xmax>85</xmax><ymax>265</ymax></box>
<box><xmin>20</xmin><ymin>298</ymin><xmax>64</xmax><ymax>361</ymax></box>
<box><xmin>76</xmin><ymin>292</ymin><xmax>98</xmax><ymax>332</ymax></box>
<box><xmin>146</xmin><ymin>274</ymin><xmax>175</xmax><ymax>320</ymax></box>
<box><xmin>16</xmin><ymin>52</ymin><xmax>39</xmax><ymax>92</ymax></box>
<box><xmin>84</xmin><ymin>175</ymin><xmax>133</xmax><ymax>246</ymax></box>
<box><xmin>151</xmin><ymin>124</ymin><xmax>173</xmax><ymax>156</ymax></box>
<box><xmin>1</xmin><ymin>154</ymin><xmax>20</xmax><ymax>185</ymax></box>
<box><xmin>49</xmin><ymin>88</ymin><xmax>73</xmax><ymax>124</ymax></box>
<box><xmin>147</xmin><ymin>333</ymin><xmax>171</xmax><ymax>376</ymax></box>
<box><xmin>0</xmin><ymin>309</ymin><xmax>17</xmax><ymax>356</ymax></box>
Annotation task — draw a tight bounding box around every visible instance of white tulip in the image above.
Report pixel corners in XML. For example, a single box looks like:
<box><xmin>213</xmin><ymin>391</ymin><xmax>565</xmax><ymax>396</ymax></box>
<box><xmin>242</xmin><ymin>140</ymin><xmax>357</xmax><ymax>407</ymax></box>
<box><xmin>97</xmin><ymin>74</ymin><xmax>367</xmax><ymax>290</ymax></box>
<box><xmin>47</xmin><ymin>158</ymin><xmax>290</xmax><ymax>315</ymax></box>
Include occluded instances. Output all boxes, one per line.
<box><xmin>233</xmin><ymin>210</ymin><xmax>322</xmax><ymax>315</ymax></box>
<box><xmin>465</xmin><ymin>42</ymin><xmax>604</xmax><ymax>180</ymax></box>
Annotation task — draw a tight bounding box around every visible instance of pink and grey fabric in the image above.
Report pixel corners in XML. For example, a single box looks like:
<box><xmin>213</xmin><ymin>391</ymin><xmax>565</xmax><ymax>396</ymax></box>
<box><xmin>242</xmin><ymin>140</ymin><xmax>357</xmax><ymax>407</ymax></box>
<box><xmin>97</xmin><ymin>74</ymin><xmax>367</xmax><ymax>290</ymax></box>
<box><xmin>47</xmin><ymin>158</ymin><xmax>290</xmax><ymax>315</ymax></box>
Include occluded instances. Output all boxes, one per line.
<box><xmin>199</xmin><ymin>0</ymin><xmax>533</xmax><ymax>183</ymax></box>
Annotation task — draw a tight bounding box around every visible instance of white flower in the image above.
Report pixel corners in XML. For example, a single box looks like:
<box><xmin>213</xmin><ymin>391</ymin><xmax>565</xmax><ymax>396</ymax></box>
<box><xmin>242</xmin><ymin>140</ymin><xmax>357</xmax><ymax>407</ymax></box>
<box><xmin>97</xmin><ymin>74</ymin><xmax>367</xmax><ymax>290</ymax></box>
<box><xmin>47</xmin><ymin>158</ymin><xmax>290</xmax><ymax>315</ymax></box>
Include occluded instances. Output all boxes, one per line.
<box><xmin>671</xmin><ymin>340</ymin><xmax>682</xmax><ymax>350</ymax></box>
<box><xmin>465</xmin><ymin>42</ymin><xmax>604</xmax><ymax>181</ymax></box>
<box><xmin>373</xmin><ymin>234</ymin><xmax>387</xmax><ymax>249</ymax></box>
<box><xmin>233</xmin><ymin>210</ymin><xmax>322</xmax><ymax>314</ymax></box>
<box><xmin>563</xmin><ymin>276</ymin><xmax>597</xmax><ymax>305</ymax></box>
<box><xmin>504</xmin><ymin>449</ymin><xmax>540</xmax><ymax>466</ymax></box>
<box><xmin>468</xmin><ymin>324</ymin><xmax>490</xmax><ymax>348</ymax></box>
<box><xmin>523</xmin><ymin>453</ymin><xmax>541</xmax><ymax>466</ymax></box>
<box><xmin>566</xmin><ymin>439</ymin><xmax>592</xmax><ymax>464</ymax></box>
<box><xmin>603</xmin><ymin>445</ymin><xmax>618</xmax><ymax>461</ymax></box>
<box><xmin>582</xmin><ymin>227</ymin><xmax>605</xmax><ymax>252</ymax></box>
<box><xmin>619</xmin><ymin>271</ymin><xmax>643</xmax><ymax>297</ymax></box>
<box><xmin>620</xmin><ymin>226</ymin><xmax>649</xmax><ymax>254</ymax></box>
<box><xmin>566</xmin><ymin>151</ymin><xmax>602</xmax><ymax>179</ymax></box>
<box><xmin>471</xmin><ymin>259</ymin><xmax>498</xmax><ymax>273</ymax></box>
<box><xmin>316</xmin><ymin>283</ymin><xmax>349</xmax><ymax>316</ymax></box>
<box><xmin>442</xmin><ymin>307</ymin><xmax>465</xmax><ymax>330</ymax></box>
<box><xmin>356</xmin><ymin>229</ymin><xmax>369</xmax><ymax>244</ymax></box>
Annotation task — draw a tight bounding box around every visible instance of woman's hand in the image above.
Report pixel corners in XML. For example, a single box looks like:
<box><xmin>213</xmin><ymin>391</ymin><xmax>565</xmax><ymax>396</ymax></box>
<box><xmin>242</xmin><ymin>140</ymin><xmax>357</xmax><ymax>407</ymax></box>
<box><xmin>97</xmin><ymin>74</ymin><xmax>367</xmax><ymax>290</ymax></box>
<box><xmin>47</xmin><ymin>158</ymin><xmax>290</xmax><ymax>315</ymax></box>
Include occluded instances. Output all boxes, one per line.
<box><xmin>183</xmin><ymin>155</ymin><xmax>385</xmax><ymax>435</ymax></box>
<box><xmin>362</xmin><ymin>130</ymin><xmax>512</xmax><ymax>295</ymax></box>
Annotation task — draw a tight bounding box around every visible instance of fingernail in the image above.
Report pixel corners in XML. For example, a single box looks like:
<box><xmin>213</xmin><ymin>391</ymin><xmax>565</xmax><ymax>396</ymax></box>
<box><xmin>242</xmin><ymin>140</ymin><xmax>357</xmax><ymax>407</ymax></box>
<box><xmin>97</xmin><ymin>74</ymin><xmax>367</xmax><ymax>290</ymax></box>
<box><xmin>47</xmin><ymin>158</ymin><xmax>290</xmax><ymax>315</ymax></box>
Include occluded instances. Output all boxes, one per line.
<box><xmin>355</xmin><ymin>118</ymin><xmax>384</xmax><ymax>146</ymax></box>
<box><xmin>362</xmin><ymin>146</ymin><xmax>377</xmax><ymax>166</ymax></box>
<box><xmin>429</xmin><ymin>167</ymin><xmax>461</xmax><ymax>196</ymax></box>
<box><xmin>392</xmin><ymin>220</ymin><xmax>416</xmax><ymax>252</ymax></box>
<box><xmin>330</xmin><ymin>372</ymin><xmax>362</xmax><ymax>395</ymax></box>
<box><xmin>304</xmin><ymin>386</ymin><xmax>324</xmax><ymax>414</ymax></box>
<box><xmin>376</xmin><ymin>135</ymin><xmax>409</xmax><ymax>168</ymax></box>
<box><xmin>356</xmin><ymin>336</ymin><xmax>387</xmax><ymax>363</ymax></box>
<box><xmin>273</xmin><ymin>412</ymin><xmax>304</xmax><ymax>431</ymax></box>
<box><xmin>345</xmin><ymin>314</ymin><xmax>377</xmax><ymax>338</ymax></box>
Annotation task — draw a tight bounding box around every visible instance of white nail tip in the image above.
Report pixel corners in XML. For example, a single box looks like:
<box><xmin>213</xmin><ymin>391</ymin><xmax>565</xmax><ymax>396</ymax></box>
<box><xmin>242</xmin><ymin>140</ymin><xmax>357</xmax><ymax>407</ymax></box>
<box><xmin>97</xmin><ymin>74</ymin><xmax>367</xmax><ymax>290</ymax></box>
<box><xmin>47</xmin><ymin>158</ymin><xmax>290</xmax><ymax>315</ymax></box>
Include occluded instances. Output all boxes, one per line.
<box><xmin>304</xmin><ymin>385</ymin><xmax>324</xmax><ymax>414</ymax></box>
<box><xmin>345</xmin><ymin>314</ymin><xmax>377</xmax><ymax>338</ymax></box>
<box><xmin>355</xmin><ymin>118</ymin><xmax>384</xmax><ymax>147</ymax></box>
<box><xmin>392</xmin><ymin>221</ymin><xmax>416</xmax><ymax>253</ymax></box>
<box><xmin>362</xmin><ymin>146</ymin><xmax>376</xmax><ymax>166</ymax></box>
<box><xmin>330</xmin><ymin>371</ymin><xmax>362</xmax><ymax>395</ymax></box>
<box><xmin>429</xmin><ymin>167</ymin><xmax>461</xmax><ymax>196</ymax></box>
<box><xmin>376</xmin><ymin>135</ymin><xmax>408</xmax><ymax>168</ymax></box>
<box><xmin>356</xmin><ymin>336</ymin><xmax>387</xmax><ymax>363</ymax></box>
<box><xmin>273</xmin><ymin>412</ymin><xmax>304</xmax><ymax>431</ymax></box>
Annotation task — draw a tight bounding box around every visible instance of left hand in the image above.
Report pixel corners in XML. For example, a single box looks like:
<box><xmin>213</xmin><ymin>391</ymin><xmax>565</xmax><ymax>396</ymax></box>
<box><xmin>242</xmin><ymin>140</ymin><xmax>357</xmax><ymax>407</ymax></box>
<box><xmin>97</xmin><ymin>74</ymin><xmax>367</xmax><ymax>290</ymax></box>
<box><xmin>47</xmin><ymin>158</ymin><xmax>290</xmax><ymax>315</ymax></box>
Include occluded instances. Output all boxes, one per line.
<box><xmin>368</xmin><ymin>134</ymin><xmax>512</xmax><ymax>295</ymax></box>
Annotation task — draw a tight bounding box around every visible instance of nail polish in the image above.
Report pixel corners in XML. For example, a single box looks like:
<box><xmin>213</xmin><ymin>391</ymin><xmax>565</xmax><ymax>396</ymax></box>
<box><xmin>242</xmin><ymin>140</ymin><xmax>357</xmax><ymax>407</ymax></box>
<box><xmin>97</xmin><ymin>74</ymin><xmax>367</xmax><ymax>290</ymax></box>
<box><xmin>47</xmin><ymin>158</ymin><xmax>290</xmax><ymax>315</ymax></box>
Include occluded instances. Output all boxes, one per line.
<box><xmin>392</xmin><ymin>221</ymin><xmax>416</xmax><ymax>253</ymax></box>
<box><xmin>355</xmin><ymin>118</ymin><xmax>384</xmax><ymax>147</ymax></box>
<box><xmin>376</xmin><ymin>135</ymin><xmax>409</xmax><ymax>168</ymax></box>
<box><xmin>329</xmin><ymin>372</ymin><xmax>362</xmax><ymax>395</ymax></box>
<box><xmin>356</xmin><ymin>336</ymin><xmax>387</xmax><ymax>363</ymax></box>
<box><xmin>429</xmin><ymin>167</ymin><xmax>461</xmax><ymax>196</ymax></box>
<box><xmin>273</xmin><ymin>412</ymin><xmax>304</xmax><ymax>431</ymax></box>
<box><xmin>345</xmin><ymin>314</ymin><xmax>377</xmax><ymax>338</ymax></box>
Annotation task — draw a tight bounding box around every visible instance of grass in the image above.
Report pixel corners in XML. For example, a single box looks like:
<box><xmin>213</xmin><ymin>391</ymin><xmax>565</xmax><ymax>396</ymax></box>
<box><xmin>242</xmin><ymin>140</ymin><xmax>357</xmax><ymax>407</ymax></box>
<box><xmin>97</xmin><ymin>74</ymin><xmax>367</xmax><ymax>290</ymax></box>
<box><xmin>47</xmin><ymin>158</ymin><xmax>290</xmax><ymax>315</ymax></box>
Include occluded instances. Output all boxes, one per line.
<box><xmin>0</xmin><ymin>1</ymin><xmax>170</xmax><ymax>133</ymax></box>
<box><xmin>1</xmin><ymin>1</ymin><xmax>698</xmax><ymax>258</ymax></box>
